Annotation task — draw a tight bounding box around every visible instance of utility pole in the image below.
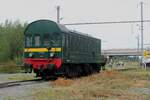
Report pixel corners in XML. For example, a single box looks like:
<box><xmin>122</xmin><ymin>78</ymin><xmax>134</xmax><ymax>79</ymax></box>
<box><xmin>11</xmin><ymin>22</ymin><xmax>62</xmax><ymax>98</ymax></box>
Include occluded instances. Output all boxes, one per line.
<box><xmin>57</xmin><ymin>6</ymin><xmax>60</xmax><ymax>23</ymax></box>
<box><xmin>140</xmin><ymin>2</ymin><xmax>144</xmax><ymax>55</ymax></box>
<box><xmin>136</xmin><ymin>34</ymin><xmax>140</xmax><ymax>51</ymax></box>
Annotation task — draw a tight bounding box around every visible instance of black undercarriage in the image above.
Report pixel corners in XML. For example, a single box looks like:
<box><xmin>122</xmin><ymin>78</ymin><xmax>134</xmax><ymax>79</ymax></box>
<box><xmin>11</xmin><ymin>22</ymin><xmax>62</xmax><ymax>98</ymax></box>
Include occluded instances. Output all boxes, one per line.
<box><xmin>31</xmin><ymin>63</ymin><xmax>105</xmax><ymax>79</ymax></box>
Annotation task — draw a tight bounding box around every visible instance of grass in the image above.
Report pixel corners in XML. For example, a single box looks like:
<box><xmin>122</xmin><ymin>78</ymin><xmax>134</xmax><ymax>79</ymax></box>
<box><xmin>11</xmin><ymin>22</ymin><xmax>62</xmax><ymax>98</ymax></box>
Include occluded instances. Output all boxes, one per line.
<box><xmin>26</xmin><ymin>71</ymin><xmax>142</xmax><ymax>100</ymax></box>
<box><xmin>0</xmin><ymin>73</ymin><xmax>35</xmax><ymax>82</ymax></box>
<box><xmin>24</xmin><ymin>65</ymin><xmax>150</xmax><ymax>100</ymax></box>
<box><xmin>2</xmin><ymin>61</ymin><xmax>150</xmax><ymax>100</ymax></box>
<box><xmin>7</xmin><ymin>73</ymin><xmax>35</xmax><ymax>81</ymax></box>
<box><xmin>0</xmin><ymin>61</ymin><xmax>23</xmax><ymax>73</ymax></box>
<box><xmin>31</xmin><ymin>63</ymin><xmax>150</xmax><ymax>100</ymax></box>
<box><xmin>0</xmin><ymin>65</ymin><xmax>22</xmax><ymax>73</ymax></box>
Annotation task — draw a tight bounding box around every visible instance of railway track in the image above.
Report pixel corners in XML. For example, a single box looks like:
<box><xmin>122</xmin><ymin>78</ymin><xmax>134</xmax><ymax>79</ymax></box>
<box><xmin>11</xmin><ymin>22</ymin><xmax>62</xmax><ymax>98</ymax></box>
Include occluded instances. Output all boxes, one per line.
<box><xmin>0</xmin><ymin>79</ymin><xmax>43</xmax><ymax>89</ymax></box>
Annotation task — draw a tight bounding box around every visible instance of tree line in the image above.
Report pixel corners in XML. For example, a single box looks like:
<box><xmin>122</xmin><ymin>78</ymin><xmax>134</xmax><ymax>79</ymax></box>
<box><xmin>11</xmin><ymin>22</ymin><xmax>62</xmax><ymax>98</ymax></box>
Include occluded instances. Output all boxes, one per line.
<box><xmin>0</xmin><ymin>20</ymin><xmax>27</xmax><ymax>63</ymax></box>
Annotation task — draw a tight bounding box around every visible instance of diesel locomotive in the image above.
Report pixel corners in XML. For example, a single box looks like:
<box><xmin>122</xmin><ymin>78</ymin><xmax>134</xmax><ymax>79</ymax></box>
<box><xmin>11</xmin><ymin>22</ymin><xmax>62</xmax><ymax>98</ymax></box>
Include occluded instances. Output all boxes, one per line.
<box><xmin>23</xmin><ymin>20</ymin><xmax>106</xmax><ymax>78</ymax></box>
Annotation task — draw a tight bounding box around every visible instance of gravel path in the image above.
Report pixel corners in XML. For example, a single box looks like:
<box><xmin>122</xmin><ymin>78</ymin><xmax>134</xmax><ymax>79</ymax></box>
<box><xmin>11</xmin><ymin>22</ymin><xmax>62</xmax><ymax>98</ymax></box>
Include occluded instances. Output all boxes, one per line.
<box><xmin>0</xmin><ymin>82</ymin><xmax>50</xmax><ymax>100</ymax></box>
<box><xmin>0</xmin><ymin>73</ymin><xmax>50</xmax><ymax>100</ymax></box>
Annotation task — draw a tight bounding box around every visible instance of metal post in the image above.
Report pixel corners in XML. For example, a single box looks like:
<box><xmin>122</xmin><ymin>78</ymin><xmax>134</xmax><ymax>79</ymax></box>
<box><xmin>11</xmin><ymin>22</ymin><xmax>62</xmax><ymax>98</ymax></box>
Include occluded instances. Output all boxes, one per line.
<box><xmin>57</xmin><ymin>6</ymin><xmax>60</xmax><ymax>23</ymax></box>
<box><xmin>138</xmin><ymin>35</ymin><xmax>140</xmax><ymax>52</ymax></box>
<box><xmin>140</xmin><ymin>2</ymin><xmax>144</xmax><ymax>55</ymax></box>
<box><xmin>136</xmin><ymin>34</ymin><xmax>140</xmax><ymax>51</ymax></box>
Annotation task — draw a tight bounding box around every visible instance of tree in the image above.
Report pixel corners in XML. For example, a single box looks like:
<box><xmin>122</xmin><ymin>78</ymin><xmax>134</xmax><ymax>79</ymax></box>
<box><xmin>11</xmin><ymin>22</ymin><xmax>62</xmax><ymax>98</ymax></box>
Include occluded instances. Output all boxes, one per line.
<box><xmin>0</xmin><ymin>20</ymin><xmax>27</xmax><ymax>62</ymax></box>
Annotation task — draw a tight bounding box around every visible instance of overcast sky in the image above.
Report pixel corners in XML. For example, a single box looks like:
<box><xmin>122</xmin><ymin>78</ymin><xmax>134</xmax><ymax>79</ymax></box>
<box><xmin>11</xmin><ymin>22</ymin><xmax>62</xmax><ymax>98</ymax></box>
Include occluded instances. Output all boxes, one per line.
<box><xmin>0</xmin><ymin>0</ymin><xmax>150</xmax><ymax>49</ymax></box>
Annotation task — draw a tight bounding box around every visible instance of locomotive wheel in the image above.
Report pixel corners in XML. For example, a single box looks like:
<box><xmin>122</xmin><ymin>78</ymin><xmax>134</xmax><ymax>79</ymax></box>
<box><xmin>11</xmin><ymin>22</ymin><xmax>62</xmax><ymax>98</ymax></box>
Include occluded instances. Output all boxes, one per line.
<box><xmin>88</xmin><ymin>65</ymin><xmax>93</xmax><ymax>75</ymax></box>
<box><xmin>65</xmin><ymin>65</ymin><xmax>71</xmax><ymax>78</ymax></box>
<box><xmin>82</xmin><ymin>64</ymin><xmax>89</xmax><ymax>76</ymax></box>
<box><xmin>76</xmin><ymin>65</ymin><xmax>81</xmax><ymax>77</ymax></box>
<box><xmin>28</xmin><ymin>66</ymin><xmax>32</xmax><ymax>73</ymax></box>
<box><xmin>24</xmin><ymin>64</ymin><xmax>32</xmax><ymax>73</ymax></box>
<box><xmin>92</xmin><ymin>64</ymin><xmax>98</xmax><ymax>73</ymax></box>
<box><xmin>64</xmin><ymin>63</ymin><xmax>101</xmax><ymax>78</ymax></box>
<box><xmin>64</xmin><ymin>64</ymin><xmax>79</xmax><ymax>78</ymax></box>
<box><xmin>72</xmin><ymin>66</ymin><xmax>78</xmax><ymax>77</ymax></box>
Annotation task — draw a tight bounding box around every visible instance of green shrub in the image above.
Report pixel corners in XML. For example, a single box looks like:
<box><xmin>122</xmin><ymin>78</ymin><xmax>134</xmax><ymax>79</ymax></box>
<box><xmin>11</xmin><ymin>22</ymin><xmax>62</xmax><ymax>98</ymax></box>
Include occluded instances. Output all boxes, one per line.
<box><xmin>0</xmin><ymin>20</ymin><xmax>27</xmax><ymax>62</ymax></box>
<box><xmin>0</xmin><ymin>61</ymin><xmax>23</xmax><ymax>73</ymax></box>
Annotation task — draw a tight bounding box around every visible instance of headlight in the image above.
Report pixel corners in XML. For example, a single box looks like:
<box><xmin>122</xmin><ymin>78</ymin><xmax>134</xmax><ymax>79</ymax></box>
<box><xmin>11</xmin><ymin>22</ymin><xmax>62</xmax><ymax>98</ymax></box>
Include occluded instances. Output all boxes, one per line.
<box><xmin>50</xmin><ymin>52</ymin><xmax>55</xmax><ymax>57</ymax></box>
<box><xmin>29</xmin><ymin>53</ymin><xmax>33</xmax><ymax>57</ymax></box>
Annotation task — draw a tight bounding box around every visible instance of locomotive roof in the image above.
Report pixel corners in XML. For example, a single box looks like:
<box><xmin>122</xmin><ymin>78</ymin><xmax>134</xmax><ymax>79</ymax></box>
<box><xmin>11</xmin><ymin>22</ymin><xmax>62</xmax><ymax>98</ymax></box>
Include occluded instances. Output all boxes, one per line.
<box><xmin>24</xmin><ymin>19</ymin><xmax>100</xmax><ymax>40</ymax></box>
<box><xmin>24</xmin><ymin>20</ymin><xmax>62</xmax><ymax>34</ymax></box>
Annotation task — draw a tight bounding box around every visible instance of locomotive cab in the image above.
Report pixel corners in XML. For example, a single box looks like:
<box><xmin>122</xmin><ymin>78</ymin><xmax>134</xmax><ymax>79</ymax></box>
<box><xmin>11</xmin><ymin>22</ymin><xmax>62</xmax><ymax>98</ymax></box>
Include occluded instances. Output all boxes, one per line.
<box><xmin>23</xmin><ymin>20</ymin><xmax>62</xmax><ymax>77</ymax></box>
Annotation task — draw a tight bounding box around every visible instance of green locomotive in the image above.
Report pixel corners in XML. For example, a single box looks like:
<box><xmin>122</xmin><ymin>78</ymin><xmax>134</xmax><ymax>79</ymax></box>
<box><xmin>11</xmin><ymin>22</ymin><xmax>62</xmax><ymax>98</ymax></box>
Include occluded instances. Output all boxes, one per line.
<box><xmin>23</xmin><ymin>20</ymin><xmax>106</xmax><ymax>78</ymax></box>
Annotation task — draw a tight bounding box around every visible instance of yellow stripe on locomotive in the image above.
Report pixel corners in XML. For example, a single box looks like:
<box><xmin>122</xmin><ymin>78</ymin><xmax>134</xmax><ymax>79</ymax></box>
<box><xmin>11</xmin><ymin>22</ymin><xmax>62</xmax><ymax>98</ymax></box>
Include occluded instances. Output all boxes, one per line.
<box><xmin>24</xmin><ymin>48</ymin><xmax>61</xmax><ymax>52</ymax></box>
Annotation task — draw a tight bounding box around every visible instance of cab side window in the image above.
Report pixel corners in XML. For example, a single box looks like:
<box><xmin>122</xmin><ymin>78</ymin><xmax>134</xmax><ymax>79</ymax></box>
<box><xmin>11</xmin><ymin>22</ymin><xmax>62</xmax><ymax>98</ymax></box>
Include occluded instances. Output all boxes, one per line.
<box><xmin>43</xmin><ymin>34</ymin><xmax>49</xmax><ymax>47</ymax></box>
<box><xmin>34</xmin><ymin>35</ymin><xmax>40</xmax><ymax>47</ymax></box>
<box><xmin>25</xmin><ymin>36</ymin><xmax>32</xmax><ymax>47</ymax></box>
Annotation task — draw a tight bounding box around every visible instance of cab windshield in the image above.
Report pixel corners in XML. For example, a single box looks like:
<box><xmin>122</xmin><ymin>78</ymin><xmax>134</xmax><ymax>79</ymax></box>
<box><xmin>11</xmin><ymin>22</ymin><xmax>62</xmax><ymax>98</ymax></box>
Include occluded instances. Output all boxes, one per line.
<box><xmin>25</xmin><ymin>35</ymin><xmax>41</xmax><ymax>47</ymax></box>
<box><xmin>25</xmin><ymin>33</ymin><xmax>61</xmax><ymax>47</ymax></box>
<box><xmin>34</xmin><ymin>35</ymin><xmax>40</xmax><ymax>47</ymax></box>
<box><xmin>43</xmin><ymin>34</ymin><xmax>50</xmax><ymax>46</ymax></box>
<box><xmin>43</xmin><ymin>33</ymin><xmax>61</xmax><ymax>47</ymax></box>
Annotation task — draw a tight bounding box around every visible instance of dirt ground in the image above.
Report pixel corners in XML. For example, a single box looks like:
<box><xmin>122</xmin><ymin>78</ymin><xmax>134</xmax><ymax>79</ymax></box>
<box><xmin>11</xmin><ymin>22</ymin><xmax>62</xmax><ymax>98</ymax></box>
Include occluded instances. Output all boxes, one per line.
<box><xmin>0</xmin><ymin>66</ymin><xmax>150</xmax><ymax>100</ymax></box>
<box><xmin>49</xmin><ymin>69</ymin><xmax>150</xmax><ymax>100</ymax></box>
